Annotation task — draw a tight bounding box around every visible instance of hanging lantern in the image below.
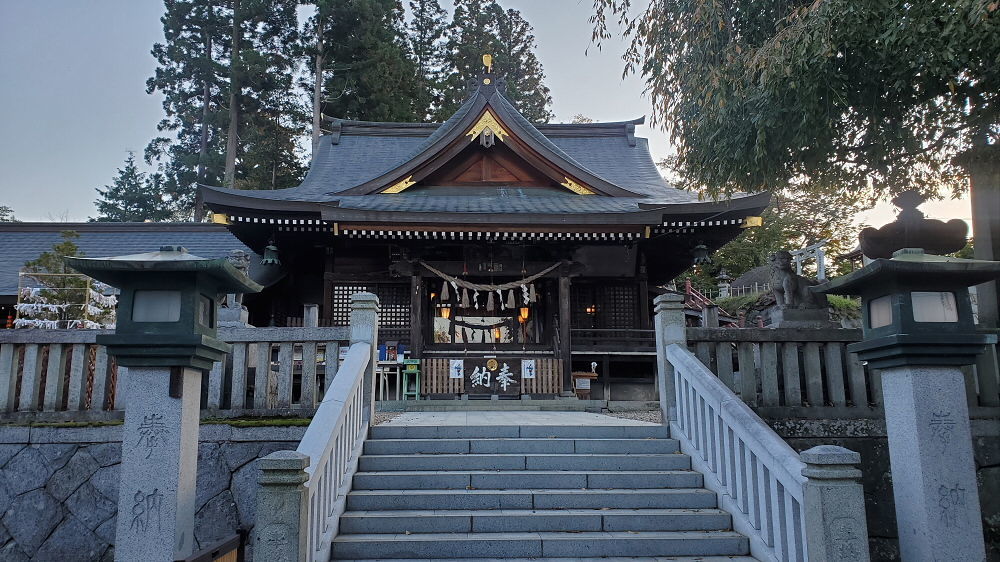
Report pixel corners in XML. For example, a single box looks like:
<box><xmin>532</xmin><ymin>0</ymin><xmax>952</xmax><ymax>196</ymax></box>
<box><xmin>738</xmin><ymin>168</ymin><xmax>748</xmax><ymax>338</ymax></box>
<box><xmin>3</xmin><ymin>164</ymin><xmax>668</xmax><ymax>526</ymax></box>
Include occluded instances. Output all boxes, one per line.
<box><xmin>260</xmin><ymin>242</ymin><xmax>281</xmax><ymax>266</ymax></box>
<box><xmin>585</xmin><ymin>304</ymin><xmax>597</xmax><ymax>315</ymax></box>
<box><xmin>440</xmin><ymin>306</ymin><xmax>451</xmax><ymax>320</ymax></box>
<box><xmin>518</xmin><ymin>307</ymin><xmax>530</xmax><ymax>324</ymax></box>
<box><xmin>691</xmin><ymin>243</ymin><xmax>712</xmax><ymax>266</ymax></box>
<box><xmin>430</xmin><ymin>292</ymin><xmax>437</xmax><ymax>301</ymax></box>
<box><xmin>492</xmin><ymin>326</ymin><xmax>502</xmax><ymax>341</ymax></box>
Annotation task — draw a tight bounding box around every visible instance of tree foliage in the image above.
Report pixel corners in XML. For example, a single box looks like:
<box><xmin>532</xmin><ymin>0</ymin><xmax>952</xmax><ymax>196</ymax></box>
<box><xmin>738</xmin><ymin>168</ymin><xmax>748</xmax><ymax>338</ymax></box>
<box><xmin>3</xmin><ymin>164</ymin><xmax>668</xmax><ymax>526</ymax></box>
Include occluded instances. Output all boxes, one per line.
<box><xmin>0</xmin><ymin>205</ymin><xmax>14</xmax><ymax>222</ymax></box>
<box><xmin>591</xmin><ymin>0</ymin><xmax>999</xmax><ymax>198</ymax></box>
<box><xmin>408</xmin><ymin>0</ymin><xmax>449</xmax><ymax>120</ymax></box>
<box><xmin>437</xmin><ymin>0</ymin><xmax>553</xmax><ymax>122</ymax></box>
<box><xmin>92</xmin><ymin>153</ymin><xmax>175</xmax><ymax>223</ymax></box>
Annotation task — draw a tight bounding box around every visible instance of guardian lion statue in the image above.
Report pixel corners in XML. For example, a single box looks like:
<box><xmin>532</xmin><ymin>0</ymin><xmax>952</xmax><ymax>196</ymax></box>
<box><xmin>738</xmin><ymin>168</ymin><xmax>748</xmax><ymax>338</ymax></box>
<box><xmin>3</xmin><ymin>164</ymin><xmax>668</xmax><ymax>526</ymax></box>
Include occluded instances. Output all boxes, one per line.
<box><xmin>769</xmin><ymin>251</ymin><xmax>828</xmax><ymax>309</ymax></box>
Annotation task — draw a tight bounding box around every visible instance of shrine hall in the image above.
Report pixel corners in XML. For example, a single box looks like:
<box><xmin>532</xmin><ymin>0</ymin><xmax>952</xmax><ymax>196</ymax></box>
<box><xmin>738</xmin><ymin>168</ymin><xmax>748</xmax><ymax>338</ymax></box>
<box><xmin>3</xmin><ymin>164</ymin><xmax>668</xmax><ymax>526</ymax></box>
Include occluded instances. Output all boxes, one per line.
<box><xmin>200</xmin><ymin>66</ymin><xmax>768</xmax><ymax>400</ymax></box>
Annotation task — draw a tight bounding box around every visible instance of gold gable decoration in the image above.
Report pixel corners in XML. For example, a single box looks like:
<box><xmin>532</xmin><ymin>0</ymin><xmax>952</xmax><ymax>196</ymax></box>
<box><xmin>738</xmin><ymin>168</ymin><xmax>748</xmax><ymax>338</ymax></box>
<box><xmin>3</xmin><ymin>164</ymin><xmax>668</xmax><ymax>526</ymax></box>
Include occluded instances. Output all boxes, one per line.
<box><xmin>560</xmin><ymin>177</ymin><xmax>595</xmax><ymax>195</ymax></box>
<box><xmin>383</xmin><ymin>175</ymin><xmax>416</xmax><ymax>194</ymax></box>
<box><xmin>466</xmin><ymin>111</ymin><xmax>509</xmax><ymax>143</ymax></box>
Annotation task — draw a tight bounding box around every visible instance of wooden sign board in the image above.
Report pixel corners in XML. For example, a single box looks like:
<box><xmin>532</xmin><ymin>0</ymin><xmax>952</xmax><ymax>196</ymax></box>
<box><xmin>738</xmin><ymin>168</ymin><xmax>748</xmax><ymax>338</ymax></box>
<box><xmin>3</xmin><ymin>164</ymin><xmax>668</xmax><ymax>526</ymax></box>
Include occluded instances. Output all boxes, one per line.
<box><xmin>464</xmin><ymin>357</ymin><xmax>522</xmax><ymax>395</ymax></box>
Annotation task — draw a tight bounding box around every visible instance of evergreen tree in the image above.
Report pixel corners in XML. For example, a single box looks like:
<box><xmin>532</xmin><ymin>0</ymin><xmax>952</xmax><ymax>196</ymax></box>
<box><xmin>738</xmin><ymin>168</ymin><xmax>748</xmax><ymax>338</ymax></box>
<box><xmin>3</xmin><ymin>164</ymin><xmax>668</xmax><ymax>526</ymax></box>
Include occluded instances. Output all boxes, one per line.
<box><xmin>91</xmin><ymin>153</ymin><xmax>174</xmax><ymax>223</ymax></box>
<box><xmin>146</xmin><ymin>0</ymin><xmax>230</xmax><ymax>220</ymax></box>
<box><xmin>408</xmin><ymin>0</ymin><xmax>448</xmax><ymax>120</ymax></box>
<box><xmin>0</xmin><ymin>205</ymin><xmax>14</xmax><ymax>222</ymax></box>
<box><xmin>313</xmin><ymin>0</ymin><xmax>420</xmax><ymax>122</ymax></box>
<box><xmin>437</xmin><ymin>1</ymin><xmax>552</xmax><ymax>122</ymax></box>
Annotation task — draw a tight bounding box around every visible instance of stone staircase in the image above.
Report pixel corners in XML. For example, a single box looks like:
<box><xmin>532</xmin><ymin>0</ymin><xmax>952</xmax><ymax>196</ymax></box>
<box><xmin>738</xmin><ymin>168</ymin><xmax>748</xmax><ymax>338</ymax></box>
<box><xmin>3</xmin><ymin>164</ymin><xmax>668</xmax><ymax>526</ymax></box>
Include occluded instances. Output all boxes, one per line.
<box><xmin>330</xmin><ymin>423</ymin><xmax>755</xmax><ymax>561</ymax></box>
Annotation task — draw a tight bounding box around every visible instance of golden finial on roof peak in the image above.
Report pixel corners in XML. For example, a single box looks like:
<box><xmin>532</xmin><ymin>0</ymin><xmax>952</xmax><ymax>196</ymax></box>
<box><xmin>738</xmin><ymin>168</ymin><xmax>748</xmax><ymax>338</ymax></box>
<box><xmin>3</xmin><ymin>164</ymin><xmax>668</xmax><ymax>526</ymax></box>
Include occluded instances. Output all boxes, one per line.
<box><xmin>482</xmin><ymin>54</ymin><xmax>493</xmax><ymax>73</ymax></box>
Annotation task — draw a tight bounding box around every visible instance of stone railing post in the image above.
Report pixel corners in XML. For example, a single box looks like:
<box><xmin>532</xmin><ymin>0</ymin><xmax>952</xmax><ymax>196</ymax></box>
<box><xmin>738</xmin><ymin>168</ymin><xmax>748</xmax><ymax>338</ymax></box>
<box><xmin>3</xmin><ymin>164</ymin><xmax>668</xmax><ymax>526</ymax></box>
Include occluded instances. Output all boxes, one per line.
<box><xmin>349</xmin><ymin>292</ymin><xmax>380</xmax><ymax>423</ymax></box>
<box><xmin>303</xmin><ymin>303</ymin><xmax>319</xmax><ymax>328</ymax></box>
<box><xmin>654</xmin><ymin>293</ymin><xmax>686</xmax><ymax>421</ymax></box>
<box><xmin>255</xmin><ymin>451</ymin><xmax>309</xmax><ymax>562</ymax></box>
<box><xmin>800</xmin><ymin>445</ymin><xmax>870</xmax><ymax>562</ymax></box>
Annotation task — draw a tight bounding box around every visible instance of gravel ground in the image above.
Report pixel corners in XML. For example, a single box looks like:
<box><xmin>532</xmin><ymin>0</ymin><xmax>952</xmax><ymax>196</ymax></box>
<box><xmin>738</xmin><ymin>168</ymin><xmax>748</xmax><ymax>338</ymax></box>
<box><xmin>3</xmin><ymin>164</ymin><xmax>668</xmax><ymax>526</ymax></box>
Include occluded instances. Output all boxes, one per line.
<box><xmin>373</xmin><ymin>411</ymin><xmax>402</xmax><ymax>425</ymax></box>
<box><xmin>600</xmin><ymin>410</ymin><xmax>663</xmax><ymax>424</ymax></box>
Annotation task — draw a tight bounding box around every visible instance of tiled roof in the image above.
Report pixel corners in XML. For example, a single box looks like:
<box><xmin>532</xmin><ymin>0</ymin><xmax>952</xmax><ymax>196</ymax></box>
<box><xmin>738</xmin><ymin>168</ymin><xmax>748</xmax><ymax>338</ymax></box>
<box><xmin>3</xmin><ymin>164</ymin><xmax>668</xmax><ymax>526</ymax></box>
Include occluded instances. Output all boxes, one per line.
<box><xmin>0</xmin><ymin>223</ymin><xmax>252</xmax><ymax>296</ymax></box>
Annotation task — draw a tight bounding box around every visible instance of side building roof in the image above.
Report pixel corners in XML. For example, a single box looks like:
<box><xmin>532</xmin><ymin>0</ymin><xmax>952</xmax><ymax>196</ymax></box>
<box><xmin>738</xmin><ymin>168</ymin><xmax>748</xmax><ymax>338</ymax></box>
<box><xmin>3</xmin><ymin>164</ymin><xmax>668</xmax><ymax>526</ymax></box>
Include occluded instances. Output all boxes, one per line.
<box><xmin>0</xmin><ymin>223</ymin><xmax>252</xmax><ymax>298</ymax></box>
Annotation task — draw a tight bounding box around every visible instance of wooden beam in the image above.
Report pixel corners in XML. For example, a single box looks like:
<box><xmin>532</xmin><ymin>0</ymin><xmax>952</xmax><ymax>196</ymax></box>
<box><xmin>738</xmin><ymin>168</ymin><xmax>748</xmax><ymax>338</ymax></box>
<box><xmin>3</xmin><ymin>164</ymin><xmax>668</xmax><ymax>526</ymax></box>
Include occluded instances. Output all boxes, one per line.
<box><xmin>410</xmin><ymin>274</ymin><xmax>425</xmax><ymax>358</ymax></box>
<box><xmin>559</xmin><ymin>273</ymin><xmax>572</xmax><ymax>393</ymax></box>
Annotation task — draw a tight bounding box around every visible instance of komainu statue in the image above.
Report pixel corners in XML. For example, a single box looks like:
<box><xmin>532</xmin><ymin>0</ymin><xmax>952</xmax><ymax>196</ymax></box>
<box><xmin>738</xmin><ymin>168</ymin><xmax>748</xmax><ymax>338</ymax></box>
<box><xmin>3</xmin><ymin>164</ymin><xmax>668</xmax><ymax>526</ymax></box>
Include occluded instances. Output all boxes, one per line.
<box><xmin>769</xmin><ymin>250</ymin><xmax>828</xmax><ymax>309</ymax></box>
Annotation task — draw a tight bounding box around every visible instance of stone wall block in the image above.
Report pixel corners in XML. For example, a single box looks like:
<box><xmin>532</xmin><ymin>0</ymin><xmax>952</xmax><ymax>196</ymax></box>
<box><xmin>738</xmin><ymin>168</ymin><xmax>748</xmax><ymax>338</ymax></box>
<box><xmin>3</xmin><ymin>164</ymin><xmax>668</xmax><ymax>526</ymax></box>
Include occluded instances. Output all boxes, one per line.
<box><xmin>0</xmin><ymin>444</ymin><xmax>25</xmax><ymax>468</ymax></box>
<box><xmin>37</xmin><ymin>443</ymin><xmax>78</xmax><ymax>471</ymax></box>
<box><xmin>46</xmin><ymin>448</ymin><xmax>98</xmax><ymax>501</ymax></box>
<box><xmin>0</xmin><ymin>541</ymin><xmax>29</xmax><ymax>562</ymax></box>
<box><xmin>84</xmin><ymin>443</ymin><xmax>121</xmax><ymax>468</ymax></box>
<box><xmin>231</xmin><ymin>456</ymin><xmax>261</xmax><ymax>525</ymax></box>
<box><xmin>35</xmin><ymin>513</ymin><xmax>105</xmax><ymax>562</ymax></box>
<box><xmin>0</xmin><ymin>473</ymin><xmax>11</xmax><ymax>515</ymax></box>
<box><xmin>196</xmin><ymin>443</ymin><xmax>231</xmax><ymax>512</ymax></box>
<box><xmin>66</xmin><ymin>480</ymin><xmax>116</xmax><ymax>531</ymax></box>
<box><xmin>3</xmin><ymin>446</ymin><xmax>51</xmax><ymax>496</ymax></box>
<box><xmin>88</xmin><ymin>464</ymin><xmax>120</xmax><ymax>504</ymax></box>
<box><xmin>3</xmin><ymin>488</ymin><xmax>62</xmax><ymax>552</ymax></box>
<box><xmin>95</xmin><ymin>513</ymin><xmax>116</xmax><ymax>544</ymax></box>
<box><xmin>222</xmin><ymin>442</ymin><xmax>263</xmax><ymax>471</ymax></box>
<box><xmin>194</xmin><ymin>489</ymin><xmax>240</xmax><ymax>551</ymax></box>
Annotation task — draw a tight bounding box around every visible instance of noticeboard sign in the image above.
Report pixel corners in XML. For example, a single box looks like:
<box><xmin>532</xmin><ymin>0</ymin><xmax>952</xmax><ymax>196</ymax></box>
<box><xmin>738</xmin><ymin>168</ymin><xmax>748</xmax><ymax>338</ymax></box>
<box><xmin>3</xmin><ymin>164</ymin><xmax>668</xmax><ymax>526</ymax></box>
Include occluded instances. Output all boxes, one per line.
<box><xmin>463</xmin><ymin>357</ymin><xmax>522</xmax><ymax>395</ymax></box>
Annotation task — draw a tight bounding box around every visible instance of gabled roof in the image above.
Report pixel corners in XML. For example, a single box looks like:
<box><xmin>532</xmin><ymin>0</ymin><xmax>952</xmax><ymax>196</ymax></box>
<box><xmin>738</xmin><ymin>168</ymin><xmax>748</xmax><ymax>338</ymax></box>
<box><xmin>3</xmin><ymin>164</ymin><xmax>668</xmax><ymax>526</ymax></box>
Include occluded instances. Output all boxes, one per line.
<box><xmin>201</xmin><ymin>77</ymin><xmax>766</xmax><ymax>220</ymax></box>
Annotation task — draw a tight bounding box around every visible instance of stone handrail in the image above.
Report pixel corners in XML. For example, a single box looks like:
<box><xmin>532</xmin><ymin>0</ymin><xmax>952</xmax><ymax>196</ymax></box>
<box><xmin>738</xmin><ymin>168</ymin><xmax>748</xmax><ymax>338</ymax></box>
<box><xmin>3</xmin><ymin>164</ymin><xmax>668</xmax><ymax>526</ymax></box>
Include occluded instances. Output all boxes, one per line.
<box><xmin>667</xmin><ymin>343</ymin><xmax>870</xmax><ymax>561</ymax></box>
<box><xmin>254</xmin><ymin>292</ymin><xmax>379</xmax><ymax>562</ymax></box>
<box><xmin>0</xmin><ymin>325</ymin><xmax>352</xmax><ymax>420</ymax></box>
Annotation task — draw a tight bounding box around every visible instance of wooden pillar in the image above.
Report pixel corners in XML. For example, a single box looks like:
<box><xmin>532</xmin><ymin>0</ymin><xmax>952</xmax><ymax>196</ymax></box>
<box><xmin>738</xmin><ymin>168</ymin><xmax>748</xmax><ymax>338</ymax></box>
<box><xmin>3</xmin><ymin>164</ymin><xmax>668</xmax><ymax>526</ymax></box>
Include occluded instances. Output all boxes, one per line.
<box><xmin>410</xmin><ymin>273</ymin><xmax>424</xmax><ymax>357</ymax></box>
<box><xmin>638</xmin><ymin>253</ymin><xmax>650</xmax><ymax>329</ymax></box>
<box><xmin>559</xmin><ymin>272</ymin><xmax>572</xmax><ymax>393</ymax></box>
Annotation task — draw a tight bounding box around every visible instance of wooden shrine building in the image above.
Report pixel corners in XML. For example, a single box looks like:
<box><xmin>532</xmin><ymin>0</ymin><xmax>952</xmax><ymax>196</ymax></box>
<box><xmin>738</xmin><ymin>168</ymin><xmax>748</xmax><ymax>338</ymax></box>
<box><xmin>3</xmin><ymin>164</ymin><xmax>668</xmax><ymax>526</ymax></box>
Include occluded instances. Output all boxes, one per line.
<box><xmin>201</xmin><ymin>68</ymin><xmax>768</xmax><ymax>399</ymax></box>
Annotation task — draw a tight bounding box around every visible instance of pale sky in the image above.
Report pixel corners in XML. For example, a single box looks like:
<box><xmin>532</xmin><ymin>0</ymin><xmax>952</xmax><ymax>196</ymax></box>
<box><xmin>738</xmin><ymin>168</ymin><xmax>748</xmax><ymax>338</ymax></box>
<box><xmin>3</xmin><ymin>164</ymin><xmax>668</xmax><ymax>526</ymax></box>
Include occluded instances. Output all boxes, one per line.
<box><xmin>0</xmin><ymin>1</ymin><xmax>970</xmax><ymax>227</ymax></box>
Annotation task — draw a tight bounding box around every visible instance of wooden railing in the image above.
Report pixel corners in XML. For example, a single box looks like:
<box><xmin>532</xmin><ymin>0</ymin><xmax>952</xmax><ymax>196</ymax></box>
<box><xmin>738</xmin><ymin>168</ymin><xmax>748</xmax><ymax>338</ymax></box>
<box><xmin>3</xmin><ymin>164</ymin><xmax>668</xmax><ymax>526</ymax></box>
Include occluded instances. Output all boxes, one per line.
<box><xmin>685</xmin><ymin>327</ymin><xmax>1000</xmax><ymax>416</ymax></box>
<box><xmin>0</xmin><ymin>326</ymin><xmax>351</xmax><ymax>419</ymax></box>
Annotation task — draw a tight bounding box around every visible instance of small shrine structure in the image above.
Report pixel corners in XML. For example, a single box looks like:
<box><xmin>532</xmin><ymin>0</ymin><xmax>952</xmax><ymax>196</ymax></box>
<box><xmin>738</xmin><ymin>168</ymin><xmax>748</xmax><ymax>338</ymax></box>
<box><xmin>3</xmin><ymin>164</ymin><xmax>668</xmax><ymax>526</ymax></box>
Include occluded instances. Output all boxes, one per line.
<box><xmin>201</xmin><ymin>63</ymin><xmax>768</xmax><ymax>397</ymax></box>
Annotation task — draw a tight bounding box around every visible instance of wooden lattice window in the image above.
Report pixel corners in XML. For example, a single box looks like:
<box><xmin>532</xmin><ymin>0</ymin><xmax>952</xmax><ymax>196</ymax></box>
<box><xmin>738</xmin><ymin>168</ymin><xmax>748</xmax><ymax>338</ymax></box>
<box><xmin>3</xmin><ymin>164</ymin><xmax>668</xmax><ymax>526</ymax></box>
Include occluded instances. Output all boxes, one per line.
<box><xmin>571</xmin><ymin>283</ymin><xmax>638</xmax><ymax>329</ymax></box>
<box><xmin>329</xmin><ymin>283</ymin><xmax>410</xmax><ymax>344</ymax></box>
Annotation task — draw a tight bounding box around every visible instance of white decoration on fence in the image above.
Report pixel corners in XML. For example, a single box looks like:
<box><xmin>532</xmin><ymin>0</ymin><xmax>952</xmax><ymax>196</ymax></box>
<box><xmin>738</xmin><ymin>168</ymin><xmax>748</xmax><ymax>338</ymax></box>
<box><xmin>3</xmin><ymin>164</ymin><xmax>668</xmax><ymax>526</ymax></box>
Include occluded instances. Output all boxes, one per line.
<box><xmin>449</xmin><ymin>359</ymin><xmax>464</xmax><ymax>379</ymax></box>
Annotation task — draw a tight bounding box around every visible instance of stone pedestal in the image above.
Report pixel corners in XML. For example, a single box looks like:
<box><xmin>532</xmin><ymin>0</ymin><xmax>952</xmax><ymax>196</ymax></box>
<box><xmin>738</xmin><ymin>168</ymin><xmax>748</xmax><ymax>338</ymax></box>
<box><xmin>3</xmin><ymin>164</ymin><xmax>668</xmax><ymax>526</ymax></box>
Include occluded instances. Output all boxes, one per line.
<box><xmin>115</xmin><ymin>367</ymin><xmax>202</xmax><ymax>562</ymax></box>
<box><xmin>881</xmin><ymin>366</ymin><xmax>986</xmax><ymax>561</ymax></box>
<box><xmin>218</xmin><ymin>305</ymin><xmax>251</xmax><ymax>328</ymax></box>
<box><xmin>766</xmin><ymin>306</ymin><xmax>837</xmax><ymax>329</ymax></box>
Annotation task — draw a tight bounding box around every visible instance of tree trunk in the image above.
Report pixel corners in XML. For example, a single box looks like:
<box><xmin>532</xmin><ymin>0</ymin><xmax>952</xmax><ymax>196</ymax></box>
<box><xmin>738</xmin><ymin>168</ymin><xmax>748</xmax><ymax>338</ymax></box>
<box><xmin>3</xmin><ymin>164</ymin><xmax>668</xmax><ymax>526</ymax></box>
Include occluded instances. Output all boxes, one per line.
<box><xmin>194</xmin><ymin>31</ymin><xmax>212</xmax><ymax>221</ymax></box>
<box><xmin>224</xmin><ymin>0</ymin><xmax>242</xmax><ymax>188</ymax></box>
<box><xmin>966</xmin><ymin>144</ymin><xmax>1000</xmax><ymax>329</ymax></box>
<box><xmin>311</xmin><ymin>11</ymin><xmax>325</xmax><ymax>156</ymax></box>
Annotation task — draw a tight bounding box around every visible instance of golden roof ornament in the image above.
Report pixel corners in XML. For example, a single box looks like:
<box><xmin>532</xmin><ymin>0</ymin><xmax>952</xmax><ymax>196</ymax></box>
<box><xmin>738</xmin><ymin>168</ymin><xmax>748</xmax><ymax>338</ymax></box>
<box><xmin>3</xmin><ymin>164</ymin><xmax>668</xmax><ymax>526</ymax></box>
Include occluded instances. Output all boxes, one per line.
<box><xmin>482</xmin><ymin>54</ymin><xmax>493</xmax><ymax>73</ymax></box>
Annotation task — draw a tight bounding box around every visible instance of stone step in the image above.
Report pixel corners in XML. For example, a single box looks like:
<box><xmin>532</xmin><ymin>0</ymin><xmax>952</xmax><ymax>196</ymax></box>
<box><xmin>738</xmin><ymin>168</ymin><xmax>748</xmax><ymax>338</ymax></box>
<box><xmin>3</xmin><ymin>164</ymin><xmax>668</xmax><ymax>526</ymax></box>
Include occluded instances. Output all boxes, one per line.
<box><xmin>352</xmin><ymin>470</ymin><xmax>703</xmax><ymax>490</ymax></box>
<box><xmin>363</xmin><ymin>438</ymin><xmax>679</xmax><ymax>455</ymax></box>
<box><xmin>358</xmin><ymin>453</ymin><xmax>690</xmax><ymax>472</ymax></box>
<box><xmin>346</xmin><ymin>488</ymin><xmax>718</xmax><ymax>511</ymax></box>
<box><xmin>369</xmin><ymin>425</ymin><xmax>668</xmax><ymax>440</ymax></box>
<box><xmin>330</xmin><ymin>531</ymin><xmax>750</xmax><ymax>559</ymax></box>
<box><xmin>400</xmin><ymin>403</ymin><xmax>594</xmax><ymax>412</ymax></box>
<box><xmin>338</xmin><ymin>508</ymin><xmax>732</xmax><ymax>534</ymax></box>
<box><xmin>341</xmin><ymin>556</ymin><xmax>758</xmax><ymax>562</ymax></box>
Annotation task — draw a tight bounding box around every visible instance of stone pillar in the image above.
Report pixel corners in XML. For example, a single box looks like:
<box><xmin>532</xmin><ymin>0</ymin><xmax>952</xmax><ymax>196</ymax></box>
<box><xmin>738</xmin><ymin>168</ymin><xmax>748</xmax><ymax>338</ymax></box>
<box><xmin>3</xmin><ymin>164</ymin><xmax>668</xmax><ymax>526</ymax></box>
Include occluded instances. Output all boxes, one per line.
<box><xmin>881</xmin><ymin>366</ymin><xmax>985</xmax><ymax>561</ymax></box>
<box><xmin>800</xmin><ymin>445</ymin><xmax>870</xmax><ymax>562</ymax></box>
<box><xmin>350</xmin><ymin>292</ymin><xmax>379</xmax><ymax>423</ymax></box>
<box><xmin>701</xmin><ymin>305</ymin><xmax>719</xmax><ymax>328</ymax></box>
<box><xmin>653</xmin><ymin>293</ymin><xmax>685</xmax><ymax>421</ymax></box>
<box><xmin>114</xmin><ymin>367</ymin><xmax>201</xmax><ymax>561</ymax></box>
<box><xmin>254</xmin><ymin>451</ymin><xmax>309</xmax><ymax>562</ymax></box>
<box><xmin>303</xmin><ymin>303</ymin><xmax>319</xmax><ymax>328</ymax></box>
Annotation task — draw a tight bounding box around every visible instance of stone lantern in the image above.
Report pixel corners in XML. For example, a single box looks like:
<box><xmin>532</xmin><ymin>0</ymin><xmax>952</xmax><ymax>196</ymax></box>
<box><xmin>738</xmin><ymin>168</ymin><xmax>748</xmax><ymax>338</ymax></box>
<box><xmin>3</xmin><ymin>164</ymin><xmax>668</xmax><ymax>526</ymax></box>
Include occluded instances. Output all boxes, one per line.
<box><xmin>814</xmin><ymin>194</ymin><xmax>999</xmax><ymax>562</ymax></box>
<box><xmin>65</xmin><ymin>246</ymin><xmax>261</xmax><ymax>562</ymax></box>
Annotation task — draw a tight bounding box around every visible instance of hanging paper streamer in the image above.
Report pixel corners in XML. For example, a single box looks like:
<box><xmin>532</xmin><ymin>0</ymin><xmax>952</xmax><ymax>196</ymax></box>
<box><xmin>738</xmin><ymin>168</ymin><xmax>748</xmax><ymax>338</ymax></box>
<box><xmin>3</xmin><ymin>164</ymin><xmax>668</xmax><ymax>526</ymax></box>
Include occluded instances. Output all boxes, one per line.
<box><xmin>472</xmin><ymin>291</ymin><xmax>480</xmax><ymax>309</ymax></box>
<box><xmin>486</xmin><ymin>291</ymin><xmax>495</xmax><ymax>311</ymax></box>
<box><xmin>506</xmin><ymin>290</ymin><xmax>515</xmax><ymax>309</ymax></box>
<box><xmin>461</xmin><ymin>288</ymin><xmax>470</xmax><ymax>308</ymax></box>
<box><xmin>522</xmin><ymin>284</ymin><xmax>529</xmax><ymax>305</ymax></box>
<box><xmin>441</xmin><ymin>281</ymin><xmax>450</xmax><ymax>302</ymax></box>
<box><xmin>497</xmin><ymin>289</ymin><xmax>505</xmax><ymax>310</ymax></box>
<box><xmin>529</xmin><ymin>284</ymin><xmax>537</xmax><ymax>303</ymax></box>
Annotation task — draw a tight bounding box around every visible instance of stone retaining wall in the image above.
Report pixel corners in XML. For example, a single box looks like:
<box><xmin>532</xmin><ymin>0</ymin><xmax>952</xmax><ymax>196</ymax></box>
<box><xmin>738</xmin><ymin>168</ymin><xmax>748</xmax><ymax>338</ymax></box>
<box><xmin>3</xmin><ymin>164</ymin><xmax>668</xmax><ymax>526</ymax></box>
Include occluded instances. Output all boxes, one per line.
<box><xmin>768</xmin><ymin>416</ymin><xmax>1000</xmax><ymax>562</ymax></box>
<box><xmin>0</xmin><ymin>424</ymin><xmax>306</xmax><ymax>561</ymax></box>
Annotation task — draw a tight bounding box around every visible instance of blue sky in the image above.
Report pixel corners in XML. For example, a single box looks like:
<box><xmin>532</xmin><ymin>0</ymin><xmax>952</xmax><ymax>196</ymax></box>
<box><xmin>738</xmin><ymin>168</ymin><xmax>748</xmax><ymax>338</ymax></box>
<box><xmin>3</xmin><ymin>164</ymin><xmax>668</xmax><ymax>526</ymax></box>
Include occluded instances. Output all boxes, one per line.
<box><xmin>0</xmin><ymin>1</ymin><xmax>968</xmax><ymax>225</ymax></box>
